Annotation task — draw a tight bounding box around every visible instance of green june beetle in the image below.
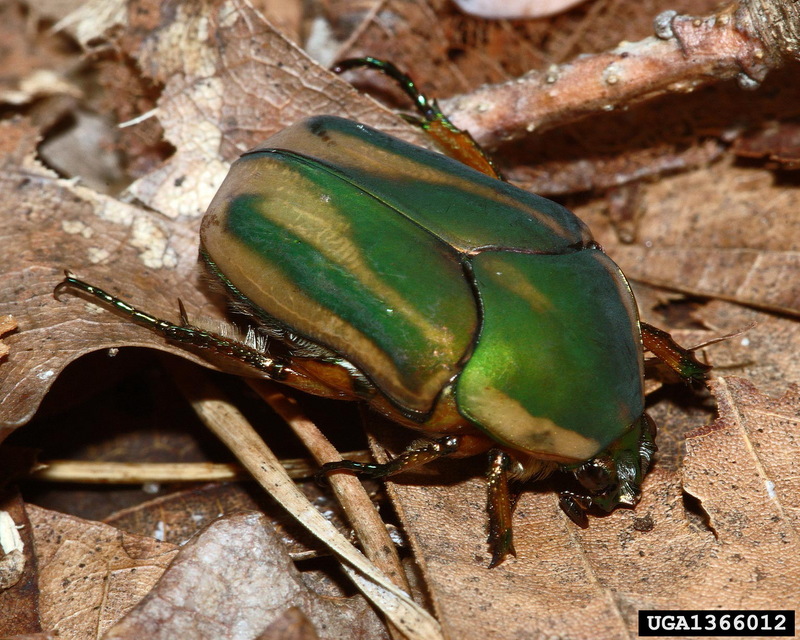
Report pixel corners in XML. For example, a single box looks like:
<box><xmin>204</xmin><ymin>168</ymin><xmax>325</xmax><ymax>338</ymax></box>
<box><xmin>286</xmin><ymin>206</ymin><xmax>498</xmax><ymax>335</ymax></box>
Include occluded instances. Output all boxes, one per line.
<box><xmin>61</xmin><ymin>58</ymin><xmax>709</xmax><ymax>566</ymax></box>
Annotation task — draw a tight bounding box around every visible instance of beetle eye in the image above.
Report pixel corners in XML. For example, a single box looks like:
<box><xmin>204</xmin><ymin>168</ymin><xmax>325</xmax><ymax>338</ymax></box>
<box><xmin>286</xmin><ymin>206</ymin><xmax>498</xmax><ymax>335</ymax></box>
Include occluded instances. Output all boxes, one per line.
<box><xmin>575</xmin><ymin>458</ymin><xmax>616</xmax><ymax>492</ymax></box>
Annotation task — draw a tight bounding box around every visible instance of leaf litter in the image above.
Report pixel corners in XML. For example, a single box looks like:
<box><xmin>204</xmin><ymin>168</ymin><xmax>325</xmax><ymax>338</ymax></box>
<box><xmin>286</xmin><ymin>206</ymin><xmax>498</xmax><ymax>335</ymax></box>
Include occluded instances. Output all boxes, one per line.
<box><xmin>1</xmin><ymin>0</ymin><xmax>799</xmax><ymax>638</ymax></box>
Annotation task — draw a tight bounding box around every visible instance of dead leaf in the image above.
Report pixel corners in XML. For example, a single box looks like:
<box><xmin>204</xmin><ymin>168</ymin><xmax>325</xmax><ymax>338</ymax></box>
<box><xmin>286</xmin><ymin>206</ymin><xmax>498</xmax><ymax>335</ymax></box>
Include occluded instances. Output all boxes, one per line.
<box><xmin>0</xmin><ymin>1</ymin><xmax>81</xmax><ymax>107</ymax></box>
<box><xmin>734</xmin><ymin>120</ymin><xmax>800</xmax><ymax>167</ymax></box>
<box><xmin>682</xmin><ymin>377</ymin><xmax>800</xmax><ymax>604</ymax></box>
<box><xmin>0</xmin><ymin>492</ymin><xmax>40</xmax><ymax>635</ymax></box>
<box><xmin>102</xmin><ymin>511</ymin><xmax>388</xmax><ymax>640</ymax></box>
<box><xmin>255</xmin><ymin>607</ymin><xmax>320</xmax><ymax>640</ymax></box>
<box><xmin>0</xmin><ymin>118</ymin><xmax>210</xmax><ymax>437</ymax></box>
<box><xmin>0</xmin><ymin>0</ymin><xmax>426</xmax><ymax>438</ymax></box>
<box><xmin>1</xmin><ymin>0</ymin><xmax>800</xmax><ymax>638</ymax></box>
<box><xmin>364</xmin><ymin>376</ymin><xmax>800</xmax><ymax>638</ymax></box>
<box><xmin>613</xmin><ymin>246</ymin><xmax>800</xmax><ymax>317</ymax></box>
<box><xmin>573</xmin><ymin>153</ymin><xmax>800</xmax><ymax>320</ymax></box>
<box><xmin>509</xmin><ymin>137</ymin><xmax>725</xmax><ymax>197</ymax></box>
<box><xmin>331</xmin><ymin>0</ymin><xmax>722</xmax><ymax>97</ymax></box>
<box><xmin>104</xmin><ymin>479</ymin><xmax>358</xmax><ymax>559</ymax></box>
<box><xmin>107</xmin><ymin>0</ymin><xmax>427</xmax><ymax>219</ymax></box>
<box><xmin>0</xmin><ymin>315</ymin><xmax>16</xmax><ymax>361</ymax></box>
<box><xmin>696</xmin><ymin>302</ymin><xmax>800</xmax><ymax>399</ymax></box>
<box><xmin>28</xmin><ymin>503</ymin><xmax>179</xmax><ymax>639</ymax></box>
<box><xmin>38</xmin><ymin>110</ymin><xmax>127</xmax><ymax>194</ymax></box>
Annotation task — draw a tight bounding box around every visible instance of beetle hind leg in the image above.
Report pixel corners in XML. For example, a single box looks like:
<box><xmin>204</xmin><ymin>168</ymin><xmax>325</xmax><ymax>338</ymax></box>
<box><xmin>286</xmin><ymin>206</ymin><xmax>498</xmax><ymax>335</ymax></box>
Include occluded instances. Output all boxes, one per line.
<box><xmin>56</xmin><ymin>272</ymin><xmax>346</xmax><ymax>398</ymax></box>
<box><xmin>332</xmin><ymin>57</ymin><xmax>502</xmax><ymax>179</ymax></box>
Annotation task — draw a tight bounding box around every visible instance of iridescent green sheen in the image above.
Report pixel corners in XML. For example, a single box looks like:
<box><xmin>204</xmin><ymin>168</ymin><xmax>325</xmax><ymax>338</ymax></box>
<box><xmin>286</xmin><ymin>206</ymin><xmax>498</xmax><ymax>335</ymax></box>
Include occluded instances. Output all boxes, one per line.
<box><xmin>201</xmin><ymin>115</ymin><xmax>644</xmax><ymax>451</ymax></box>
<box><xmin>456</xmin><ymin>249</ymin><xmax>643</xmax><ymax>460</ymax></box>
<box><xmin>201</xmin><ymin>144</ymin><xmax>478</xmax><ymax>415</ymax></box>
<box><xmin>262</xmin><ymin>116</ymin><xmax>593</xmax><ymax>253</ymax></box>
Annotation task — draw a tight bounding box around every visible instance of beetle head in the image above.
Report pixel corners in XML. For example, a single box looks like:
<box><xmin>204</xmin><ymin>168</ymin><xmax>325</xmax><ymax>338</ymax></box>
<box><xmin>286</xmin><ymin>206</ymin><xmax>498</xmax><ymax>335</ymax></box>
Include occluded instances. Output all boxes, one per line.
<box><xmin>559</xmin><ymin>413</ymin><xmax>657</xmax><ymax>526</ymax></box>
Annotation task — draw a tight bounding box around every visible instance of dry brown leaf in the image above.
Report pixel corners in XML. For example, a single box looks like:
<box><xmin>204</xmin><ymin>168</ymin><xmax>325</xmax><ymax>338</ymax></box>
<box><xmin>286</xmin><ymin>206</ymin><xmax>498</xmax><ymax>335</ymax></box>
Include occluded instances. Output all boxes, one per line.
<box><xmin>1</xmin><ymin>0</ymin><xmax>800</xmax><ymax>638</ymax></box>
<box><xmin>0</xmin><ymin>0</ymin><xmax>428</xmax><ymax>438</ymax></box>
<box><xmin>0</xmin><ymin>118</ymin><xmax>210</xmax><ymax>437</ymax></box>
<box><xmin>0</xmin><ymin>492</ymin><xmax>40</xmax><ymax>635</ymax></box>
<box><xmin>255</xmin><ymin>606</ymin><xmax>320</xmax><ymax>640</ymax></box>
<box><xmin>679</xmin><ymin>300</ymin><xmax>800</xmax><ymax>415</ymax></box>
<box><xmin>331</xmin><ymin>0</ymin><xmax>721</xmax><ymax>97</ymax></box>
<box><xmin>165</xmin><ymin>366</ymin><xmax>439</xmax><ymax>639</ymax></box>
<box><xmin>334</xmin><ymin>1</ymin><xmax>799</xmax><ymax>196</ymax></box>
<box><xmin>28</xmin><ymin>503</ymin><xmax>179</xmax><ymax>639</ymax></box>
<box><xmin>630</xmin><ymin>155</ymin><xmax>800</xmax><ymax>252</ymax></box>
<box><xmin>361</xmin><ymin>375</ymin><xmax>800</xmax><ymax>638</ymax></box>
<box><xmin>103</xmin><ymin>478</ymin><xmax>357</xmax><ymax>559</ymax></box>
<box><xmin>509</xmin><ymin>137</ymin><xmax>725</xmax><ymax>197</ymax></box>
<box><xmin>571</xmin><ymin>153</ymin><xmax>800</xmax><ymax>321</ymax></box>
<box><xmin>0</xmin><ymin>315</ymin><xmax>17</xmax><ymax>361</ymax></box>
<box><xmin>0</xmin><ymin>1</ymin><xmax>81</xmax><ymax>107</ymax></box>
<box><xmin>682</xmin><ymin>377</ymin><xmax>800</xmax><ymax>603</ymax></box>
<box><xmin>733</xmin><ymin>120</ymin><xmax>800</xmax><ymax>166</ymax></box>
<box><xmin>612</xmin><ymin>247</ymin><xmax>800</xmax><ymax>317</ymax></box>
<box><xmin>102</xmin><ymin>511</ymin><xmax>388</xmax><ymax>640</ymax></box>
<box><xmin>105</xmin><ymin>0</ymin><xmax>426</xmax><ymax>219</ymax></box>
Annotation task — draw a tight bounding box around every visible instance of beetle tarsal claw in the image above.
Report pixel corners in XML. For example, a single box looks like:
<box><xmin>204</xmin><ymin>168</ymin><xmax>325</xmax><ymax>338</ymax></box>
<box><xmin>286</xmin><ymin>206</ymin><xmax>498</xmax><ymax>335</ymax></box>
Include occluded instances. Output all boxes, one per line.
<box><xmin>488</xmin><ymin>530</ymin><xmax>516</xmax><ymax>569</ymax></box>
<box><xmin>558</xmin><ymin>492</ymin><xmax>591</xmax><ymax>528</ymax></box>
<box><xmin>318</xmin><ymin>459</ymin><xmax>387</xmax><ymax>481</ymax></box>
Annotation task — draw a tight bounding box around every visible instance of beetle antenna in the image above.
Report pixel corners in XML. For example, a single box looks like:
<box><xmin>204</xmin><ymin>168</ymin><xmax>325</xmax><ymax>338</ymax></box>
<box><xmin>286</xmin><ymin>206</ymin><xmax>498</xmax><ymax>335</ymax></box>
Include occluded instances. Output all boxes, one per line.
<box><xmin>689</xmin><ymin>321</ymin><xmax>757</xmax><ymax>351</ymax></box>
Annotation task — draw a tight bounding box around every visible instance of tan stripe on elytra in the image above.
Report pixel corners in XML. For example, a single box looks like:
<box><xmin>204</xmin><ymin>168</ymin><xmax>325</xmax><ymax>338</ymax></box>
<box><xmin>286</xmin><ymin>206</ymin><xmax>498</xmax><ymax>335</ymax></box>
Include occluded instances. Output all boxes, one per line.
<box><xmin>476</xmin><ymin>253</ymin><xmax>554</xmax><ymax>314</ymax></box>
<box><xmin>215</xmin><ymin>234</ymin><xmax>450</xmax><ymax>412</ymax></box>
<box><xmin>467</xmin><ymin>382</ymin><xmax>600</xmax><ymax>460</ymax></box>
<box><xmin>258</xmin><ymin>164</ymin><xmax>459</xmax><ymax>353</ymax></box>
<box><xmin>302</xmin><ymin>124</ymin><xmax>577</xmax><ymax>243</ymax></box>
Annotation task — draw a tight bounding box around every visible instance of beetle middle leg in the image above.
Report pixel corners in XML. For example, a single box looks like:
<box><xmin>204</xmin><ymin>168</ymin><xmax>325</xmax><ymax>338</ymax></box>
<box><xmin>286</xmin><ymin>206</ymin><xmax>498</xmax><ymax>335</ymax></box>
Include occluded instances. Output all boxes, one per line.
<box><xmin>319</xmin><ymin>434</ymin><xmax>493</xmax><ymax>479</ymax></box>
<box><xmin>486</xmin><ymin>449</ymin><xmax>519</xmax><ymax>567</ymax></box>
<box><xmin>322</xmin><ymin>435</ymin><xmax>523</xmax><ymax>566</ymax></box>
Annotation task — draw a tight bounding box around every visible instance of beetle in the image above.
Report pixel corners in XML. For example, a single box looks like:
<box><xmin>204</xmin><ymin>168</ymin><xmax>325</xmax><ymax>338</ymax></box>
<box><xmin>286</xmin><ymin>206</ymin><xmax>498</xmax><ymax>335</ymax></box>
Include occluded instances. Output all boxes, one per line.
<box><xmin>60</xmin><ymin>58</ymin><xmax>709</xmax><ymax>566</ymax></box>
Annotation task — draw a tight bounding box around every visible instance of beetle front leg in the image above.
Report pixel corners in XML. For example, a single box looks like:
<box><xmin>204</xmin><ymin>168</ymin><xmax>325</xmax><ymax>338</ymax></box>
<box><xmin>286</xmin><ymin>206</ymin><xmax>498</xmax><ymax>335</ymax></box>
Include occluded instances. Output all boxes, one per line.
<box><xmin>641</xmin><ymin>322</ymin><xmax>711</xmax><ymax>382</ymax></box>
<box><xmin>486</xmin><ymin>449</ymin><xmax>517</xmax><ymax>567</ymax></box>
<box><xmin>558</xmin><ymin>491</ymin><xmax>593</xmax><ymax>528</ymax></box>
<box><xmin>558</xmin><ymin>413</ymin><xmax>657</xmax><ymax>526</ymax></box>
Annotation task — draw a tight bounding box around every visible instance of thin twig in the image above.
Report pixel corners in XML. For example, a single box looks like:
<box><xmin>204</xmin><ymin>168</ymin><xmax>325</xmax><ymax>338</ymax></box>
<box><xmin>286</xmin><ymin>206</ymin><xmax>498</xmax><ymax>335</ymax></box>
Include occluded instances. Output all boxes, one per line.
<box><xmin>247</xmin><ymin>379</ymin><xmax>412</xmax><ymax>594</ymax></box>
<box><xmin>165</xmin><ymin>361</ymin><xmax>442</xmax><ymax>640</ymax></box>
<box><xmin>442</xmin><ymin>0</ymin><xmax>800</xmax><ymax>145</ymax></box>
<box><xmin>31</xmin><ymin>452</ymin><xmax>371</xmax><ymax>484</ymax></box>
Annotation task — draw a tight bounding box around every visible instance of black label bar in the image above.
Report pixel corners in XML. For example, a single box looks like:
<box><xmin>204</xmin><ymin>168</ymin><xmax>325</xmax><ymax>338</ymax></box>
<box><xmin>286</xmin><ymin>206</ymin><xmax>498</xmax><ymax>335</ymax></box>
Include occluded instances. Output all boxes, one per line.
<box><xmin>638</xmin><ymin>610</ymin><xmax>795</xmax><ymax>637</ymax></box>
